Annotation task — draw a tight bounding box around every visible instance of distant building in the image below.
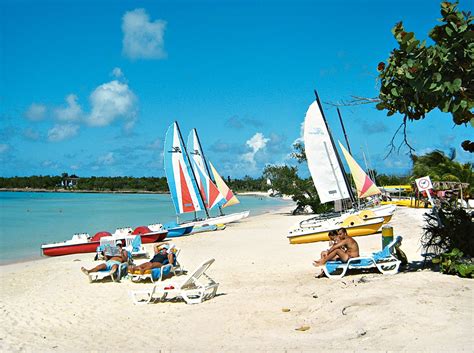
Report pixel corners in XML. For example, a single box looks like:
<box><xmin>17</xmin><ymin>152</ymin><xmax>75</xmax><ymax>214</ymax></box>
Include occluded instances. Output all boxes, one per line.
<box><xmin>61</xmin><ymin>175</ymin><xmax>79</xmax><ymax>188</ymax></box>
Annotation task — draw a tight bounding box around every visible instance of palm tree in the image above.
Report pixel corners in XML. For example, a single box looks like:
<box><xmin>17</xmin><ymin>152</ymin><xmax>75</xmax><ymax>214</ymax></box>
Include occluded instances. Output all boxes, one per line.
<box><xmin>411</xmin><ymin>149</ymin><xmax>473</xmax><ymax>195</ymax></box>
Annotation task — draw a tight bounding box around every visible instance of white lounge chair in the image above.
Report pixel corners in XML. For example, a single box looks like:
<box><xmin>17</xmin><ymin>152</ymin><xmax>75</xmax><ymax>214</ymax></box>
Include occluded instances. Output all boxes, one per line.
<box><xmin>322</xmin><ymin>236</ymin><xmax>403</xmax><ymax>279</ymax></box>
<box><xmin>129</xmin><ymin>247</ymin><xmax>182</xmax><ymax>283</ymax></box>
<box><xmin>130</xmin><ymin>258</ymin><xmax>218</xmax><ymax>305</ymax></box>
<box><xmin>87</xmin><ymin>262</ymin><xmax>128</xmax><ymax>283</ymax></box>
<box><xmin>87</xmin><ymin>244</ymin><xmax>130</xmax><ymax>283</ymax></box>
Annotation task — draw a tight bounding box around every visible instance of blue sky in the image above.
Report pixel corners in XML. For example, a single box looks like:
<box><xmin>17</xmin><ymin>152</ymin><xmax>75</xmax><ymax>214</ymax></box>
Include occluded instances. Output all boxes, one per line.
<box><xmin>1</xmin><ymin>0</ymin><xmax>472</xmax><ymax>178</ymax></box>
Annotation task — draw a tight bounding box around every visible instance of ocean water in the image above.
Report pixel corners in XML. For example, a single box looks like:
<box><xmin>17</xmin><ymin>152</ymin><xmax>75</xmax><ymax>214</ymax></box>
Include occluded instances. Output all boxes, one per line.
<box><xmin>0</xmin><ymin>192</ymin><xmax>292</xmax><ymax>265</ymax></box>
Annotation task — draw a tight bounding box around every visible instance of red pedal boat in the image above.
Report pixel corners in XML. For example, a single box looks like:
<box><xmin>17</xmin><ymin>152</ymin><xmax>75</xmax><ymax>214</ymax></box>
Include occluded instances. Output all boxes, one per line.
<box><xmin>41</xmin><ymin>226</ymin><xmax>167</xmax><ymax>257</ymax></box>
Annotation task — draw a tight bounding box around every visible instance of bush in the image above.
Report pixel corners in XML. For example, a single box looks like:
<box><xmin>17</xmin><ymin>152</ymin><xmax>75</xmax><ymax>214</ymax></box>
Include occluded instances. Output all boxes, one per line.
<box><xmin>432</xmin><ymin>248</ymin><xmax>474</xmax><ymax>278</ymax></box>
<box><xmin>421</xmin><ymin>202</ymin><xmax>474</xmax><ymax>278</ymax></box>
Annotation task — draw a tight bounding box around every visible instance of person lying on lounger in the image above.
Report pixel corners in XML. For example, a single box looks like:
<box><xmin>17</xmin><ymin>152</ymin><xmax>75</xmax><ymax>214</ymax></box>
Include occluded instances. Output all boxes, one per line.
<box><xmin>128</xmin><ymin>243</ymin><xmax>175</xmax><ymax>275</ymax></box>
<box><xmin>81</xmin><ymin>241</ymin><xmax>128</xmax><ymax>276</ymax></box>
<box><xmin>313</xmin><ymin>227</ymin><xmax>359</xmax><ymax>266</ymax></box>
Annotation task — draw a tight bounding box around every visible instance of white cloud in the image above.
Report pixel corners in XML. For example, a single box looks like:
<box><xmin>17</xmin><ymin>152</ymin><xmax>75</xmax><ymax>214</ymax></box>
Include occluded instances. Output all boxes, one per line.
<box><xmin>86</xmin><ymin>80</ymin><xmax>137</xmax><ymax>129</ymax></box>
<box><xmin>98</xmin><ymin>152</ymin><xmax>115</xmax><ymax>166</ymax></box>
<box><xmin>241</xmin><ymin>132</ymin><xmax>270</xmax><ymax>167</ymax></box>
<box><xmin>122</xmin><ymin>8</ymin><xmax>167</xmax><ymax>60</ymax></box>
<box><xmin>25</xmin><ymin>103</ymin><xmax>46</xmax><ymax>121</ymax></box>
<box><xmin>148</xmin><ymin>138</ymin><xmax>162</xmax><ymax>150</ymax></box>
<box><xmin>54</xmin><ymin>94</ymin><xmax>83</xmax><ymax>122</ymax></box>
<box><xmin>293</xmin><ymin>121</ymin><xmax>304</xmax><ymax>145</ymax></box>
<box><xmin>111</xmin><ymin>67</ymin><xmax>124</xmax><ymax>78</ymax></box>
<box><xmin>247</xmin><ymin>132</ymin><xmax>270</xmax><ymax>151</ymax></box>
<box><xmin>47</xmin><ymin>124</ymin><xmax>80</xmax><ymax>142</ymax></box>
<box><xmin>41</xmin><ymin>160</ymin><xmax>59</xmax><ymax>169</ymax></box>
<box><xmin>23</xmin><ymin>128</ymin><xmax>41</xmax><ymax>141</ymax></box>
<box><xmin>0</xmin><ymin>144</ymin><xmax>10</xmax><ymax>154</ymax></box>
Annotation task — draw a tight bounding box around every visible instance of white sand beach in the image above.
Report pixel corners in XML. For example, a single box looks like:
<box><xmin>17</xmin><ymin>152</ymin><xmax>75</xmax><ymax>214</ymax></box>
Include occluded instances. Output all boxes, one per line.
<box><xmin>0</xmin><ymin>206</ymin><xmax>472</xmax><ymax>352</ymax></box>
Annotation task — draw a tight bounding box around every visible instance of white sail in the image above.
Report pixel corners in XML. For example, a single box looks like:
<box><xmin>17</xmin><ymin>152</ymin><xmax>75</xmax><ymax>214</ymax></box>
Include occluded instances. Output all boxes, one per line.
<box><xmin>187</xmin><ymin>129</ymin><xmax>226</xmax><ymax>210</ymax></box>
<box><xmin>304</xmin><ymin>101</ymin><xmax>351</xmax><ymax>204</ymax></box>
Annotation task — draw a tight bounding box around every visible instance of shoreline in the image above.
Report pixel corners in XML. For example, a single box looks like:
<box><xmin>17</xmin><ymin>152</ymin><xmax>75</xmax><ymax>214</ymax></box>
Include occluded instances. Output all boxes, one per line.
<box><xmin>0</xmin><ymin>188</ymin><xmax>273</xmax><ymax>196</ymax></box>
<box><xmin>0</xmin><ymin>201</ymin><xmax>296</xmax><ymax>267</ymax></box>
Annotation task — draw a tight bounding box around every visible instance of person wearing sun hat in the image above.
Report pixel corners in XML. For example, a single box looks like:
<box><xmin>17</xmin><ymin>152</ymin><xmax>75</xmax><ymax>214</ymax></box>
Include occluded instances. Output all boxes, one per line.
<box><xmin>128</xmin><ymin>242</ymin><xmax>175</xmax><ymax>275</ymax></box>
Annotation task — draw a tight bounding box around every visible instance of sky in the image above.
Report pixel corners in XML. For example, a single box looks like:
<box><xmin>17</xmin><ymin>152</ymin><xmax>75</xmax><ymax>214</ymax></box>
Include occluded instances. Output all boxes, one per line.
<box><xmin>0</xmin><ymin>0</ymin><xmax>472</xmax><ymax>179</ymax></box>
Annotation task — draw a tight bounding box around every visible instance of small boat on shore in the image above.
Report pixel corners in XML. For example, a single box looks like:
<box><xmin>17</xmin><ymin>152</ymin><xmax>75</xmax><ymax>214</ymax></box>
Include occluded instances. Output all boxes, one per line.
<box><xmin>288</xmin><ymin>215</ymin><xmax>384</xmax><ymax>244</ymax></box>
<box><xmin>41</xmin><ymin>226</ymin><xmax>168</xmax><ymax>257</ymax></box>
<box><xmin>163</xmin><ymin>122</ymin><xmax>250</xmax><ymax>231</ymax></box>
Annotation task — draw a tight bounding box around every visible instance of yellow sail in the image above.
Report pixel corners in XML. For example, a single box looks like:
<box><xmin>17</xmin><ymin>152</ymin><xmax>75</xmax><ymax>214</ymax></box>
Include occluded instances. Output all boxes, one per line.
<box><xmin>338</xmin><ymin>141</ymin><xmax>381</xmax><ymax>198</ymax></box>
<box><xmin>209</xmin><ymin>162</ymin><xmax>240</xmax><ymax>208</ymax></box>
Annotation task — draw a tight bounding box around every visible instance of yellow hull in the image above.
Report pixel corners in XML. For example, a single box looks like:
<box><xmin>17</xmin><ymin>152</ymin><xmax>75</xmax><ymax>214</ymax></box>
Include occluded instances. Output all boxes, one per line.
<box><xmin>288</xmin><ymin>217</ymin><xmax>384</xmax><ymax>244</ymax></box>
<box><xmin>381</xmin><ymin>199</ymin><xmax>431</xmax><ymax>208</ymax></box>
<box><xmin>359</xmin><ymin>211</ymin><xmax>392</xmax><ymax>224</ymax></box>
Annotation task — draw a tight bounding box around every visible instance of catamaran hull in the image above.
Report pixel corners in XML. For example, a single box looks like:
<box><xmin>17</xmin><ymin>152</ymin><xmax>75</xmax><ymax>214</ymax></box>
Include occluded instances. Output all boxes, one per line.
<box><xmin>181</xmin><ymin>210</ymin><xmax>250</xmax><ymax>228</ymax></box>
<box><xmin>288</xmin><ymin>217</ymin><xmax>384</xmax><ymax>244</ymax></box>
<box><xmin>42</xmin><ymin>241</ymin><xmax>100</xmax><ymax>257</ymax></box>
<box><xmin>41</xmin><ymin>231</ymin><xmax>167</xmax><ymax>257</ymax></box>
<box><xmin>358</xmin><ymin>205</ymin><xmax>396</xmax><ymax>224</ymax></box>
<box><xmin>166</xmin><ymin>225</ymin><xmax>194</xmax><ymax>238</ymax></box>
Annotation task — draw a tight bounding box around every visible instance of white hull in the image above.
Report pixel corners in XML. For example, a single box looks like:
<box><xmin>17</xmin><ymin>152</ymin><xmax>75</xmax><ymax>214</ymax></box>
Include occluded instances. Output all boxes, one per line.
<box><xmin>289</xmin><ymin>216</ymin><xmax>384</xmax><ymax>237</ymax></box>
<box><xmin>292</xmin><ymin>204</ymin><xmax>396</xmax><ymax>231</ymax></box>
<box><xmin>181</xmin><ymin>210</ymin><xmax>250</xmax><ymax>227</ymax></box>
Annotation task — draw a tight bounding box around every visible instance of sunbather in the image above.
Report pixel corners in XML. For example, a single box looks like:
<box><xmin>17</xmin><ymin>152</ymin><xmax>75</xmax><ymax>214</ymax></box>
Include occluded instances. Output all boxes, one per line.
<box><xmin>128</xmin><ymin>243</ymin><xmax>175</xmax><ymax>275</ymax></box>
<box><xmin>81</xmin><ymin>241</ymin><xmax>128</xmax><ymax>276</ymax></box>
<box><xmin>318</xmin><ymin>230</ymin><xmax>339</xmax><ymax>260</ymax></box>
<box><xmin>313</xmin><ymin>227</ymin><xmax>359</xmax><ymax>266</ymax></box>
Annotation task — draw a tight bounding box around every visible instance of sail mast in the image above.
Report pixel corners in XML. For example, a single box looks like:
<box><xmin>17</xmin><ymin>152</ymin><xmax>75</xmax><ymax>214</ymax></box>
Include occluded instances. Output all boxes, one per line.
<box><xmin>175</xmin><ymin>122</ymin><xmax>210</xmax><ymax>219</ymax></box>
<box><xmin>336</xmin><ymin>107</ymin><xmax>359</xmax><ymax>204</ymax></box>
<box><xmin>337</xmin><ymin>108</ymin><xmax>352</xmax><ymax>155</ymax></box>
<box><xmin>314</xmin><ymin>90</ymin><xmax>357</xmax><ymax>205</ymax></box>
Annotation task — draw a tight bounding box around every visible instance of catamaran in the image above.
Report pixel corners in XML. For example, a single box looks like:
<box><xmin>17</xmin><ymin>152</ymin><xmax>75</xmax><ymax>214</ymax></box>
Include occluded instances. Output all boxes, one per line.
<box><xmin>287</xmin><ymin>92</ymin><xmax>386</xmax><ymax>244</ymax></box>
<box><xmin>163</xmin><ymin>122</ymin><xmax>249</xmax><ymax>230</ymax></box>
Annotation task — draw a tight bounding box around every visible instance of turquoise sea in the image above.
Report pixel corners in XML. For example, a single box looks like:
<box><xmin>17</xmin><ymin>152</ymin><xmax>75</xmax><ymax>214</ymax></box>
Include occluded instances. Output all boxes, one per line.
<box><xmin>0</xmin><ymin>191</ymin><xmax>292</xmax><ymax>265</ymax></box>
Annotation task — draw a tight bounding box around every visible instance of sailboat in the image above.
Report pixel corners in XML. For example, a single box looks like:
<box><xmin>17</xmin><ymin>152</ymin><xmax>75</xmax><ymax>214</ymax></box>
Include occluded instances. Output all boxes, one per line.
<box><xmin>186</xmin><ymin>128</ymin><xmax>249</xmax><ymax>225</ymax></box>
<box><xmin>163</xmin><ymin>122</ymin><xmax>249</xmax><ymax>231</ymax></box>
<box><xmin>337</xmin><ymin>141</ymin><xmax>396</xmax><ymax>223</ymax></box>
<box><xmin>287</xmin><ymin>92</ymin><xmax>385</xmax><ymax>244</ymax></box>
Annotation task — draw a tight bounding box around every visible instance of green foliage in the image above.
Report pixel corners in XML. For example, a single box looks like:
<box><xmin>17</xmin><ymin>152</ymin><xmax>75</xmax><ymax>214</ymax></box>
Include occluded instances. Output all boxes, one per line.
<box><xmin>377</xmin><ymin>1</ymin><xmax>474</xmax><ymax>152</ymax></box>
<box><xmin>0</xmin><ymin>175</ymin><xmax>269</xmax><ymax>194</ymax></box>
<box><xmin>411</xmin><ymin>149</ymin><xmax>473</xmax><ymax>195</ymax></box>
<box><xmin>421</xmin><ymin>201</ymin><xmax>474</xmax><ymax>254</ymax></box>
<box><xmin>422</xmin><ymin>199</ymin><xmax>473</xmax><ymax>278</ymax></box>
<box><xmin>263</xmin><ymin>165</ymin><xmax>332</xmax><ymax>214</ymax></box>
<box><xmin>227</xmin><ymin>176</ymin><xmax>268</xmax><ymax>192</ymax></box>
<box><xmin>432</xmin><ymin>248</ymin><xmax>474</xmax><ymax>278</ymax></box>
<box><xmin>291</xmin><ymin>142</ymin><xmax>307</xmax><ymax>163</ymax></box>
<box><xmin>375</xmin><ymin>173</ymin><xmax>411</xmax><ymax>187</ymax></box>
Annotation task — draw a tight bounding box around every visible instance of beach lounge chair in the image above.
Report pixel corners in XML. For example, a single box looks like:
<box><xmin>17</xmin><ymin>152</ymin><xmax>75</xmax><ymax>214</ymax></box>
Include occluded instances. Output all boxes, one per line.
<box><xmin>87</xmin><ymin>245</ymin><xmax>130</xmax><ymax>283</ymax></box>
<box><xmin>124</xmin><ymin>235</ymin><xmax>148</xmax><ymax>258</ymax></box>
<box><xmin>95</xmin><ymin>236</ymin><xmax>116</xmax><ymax>260</ymax></box>
<box><xmin>130</xmin><ymin>258</ymin><xmax>218</xmax><ymax>305</ymax></box>
<box><xmin>129</xmin><ymin>247</ymin><xmax>182</xmax><ymax>283</ymax></box>
<box><xmin>322</xmin><ymin>236</ymin><xmax>403</xmax><ymax>279</ymax></box>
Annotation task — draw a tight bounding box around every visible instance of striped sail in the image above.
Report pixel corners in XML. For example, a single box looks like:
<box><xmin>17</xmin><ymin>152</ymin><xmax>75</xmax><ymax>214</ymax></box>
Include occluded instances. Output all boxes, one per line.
<box><xmin>338</xmin><ymin>141</ymin><xmax>381</xmax><ymax>198</ymax></box>
<box><xmin>304</xmin><ymin>101</ymin><xmax>351</xmax><ymax>204</ymax></box>
<box><xmin>187</xmin><ymin>129</ymin><xmax>226</xmax><ymax>210</ymax></box>
<box><xmin>164</xmin><ymin>122</ymin><xmax>205</xmax><ymax>214</ymax></box>
<box><xmin>209</xmin><ymin>162</ymin><xmax>240</xmax><ymax>208</ymax></box>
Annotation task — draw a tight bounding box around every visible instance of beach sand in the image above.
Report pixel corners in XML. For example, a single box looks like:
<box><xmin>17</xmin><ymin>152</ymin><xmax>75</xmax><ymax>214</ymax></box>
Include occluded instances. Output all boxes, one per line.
<box><xmin>0</xmin><ymin>206</ymin><xmax>472</xmax><ymax>352</ymax></box>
